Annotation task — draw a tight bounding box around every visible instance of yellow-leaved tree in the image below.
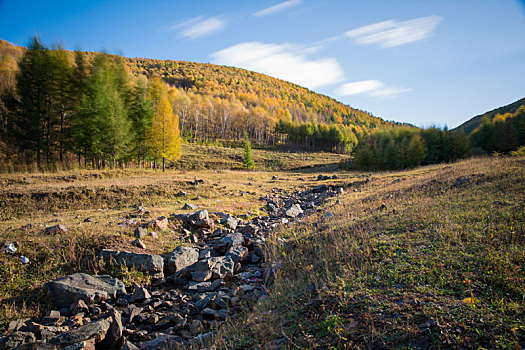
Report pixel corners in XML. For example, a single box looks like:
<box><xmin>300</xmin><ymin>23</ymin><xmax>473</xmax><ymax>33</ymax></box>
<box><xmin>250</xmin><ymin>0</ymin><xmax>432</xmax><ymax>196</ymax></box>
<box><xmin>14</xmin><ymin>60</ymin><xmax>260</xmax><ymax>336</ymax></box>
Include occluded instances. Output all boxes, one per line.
<box><xmin>147</xmin><ymin>79</ymin><xmax>181</xmax><ymax>171</ymax></box>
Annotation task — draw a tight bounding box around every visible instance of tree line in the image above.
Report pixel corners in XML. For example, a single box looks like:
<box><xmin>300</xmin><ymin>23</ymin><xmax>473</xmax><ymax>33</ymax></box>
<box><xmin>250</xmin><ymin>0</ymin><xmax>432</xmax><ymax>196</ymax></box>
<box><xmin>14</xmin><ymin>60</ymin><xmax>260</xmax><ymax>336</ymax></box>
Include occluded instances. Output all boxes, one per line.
<box><xmin>0</xmin><ymin>38</ymin><xmax>181</xmax><ymax>170</ymax></box>
<box><xmin>0</xmin><ymin>38</ymin><xmax>388</xmax><ymax>170</ymax></box>
<box><xmin>354</xmin><ymin>127</ymin><xmax>472</xmax><ymax>170</ymax></box>
<box><xmin>354</xmin><ymin>108</ymin><xmax>525</xmax><ymax>170</ymax></box>
<box><xmin>470</xmin><ymin>106</ymin><xmax>525</xmax><ymax>154</ymax></box>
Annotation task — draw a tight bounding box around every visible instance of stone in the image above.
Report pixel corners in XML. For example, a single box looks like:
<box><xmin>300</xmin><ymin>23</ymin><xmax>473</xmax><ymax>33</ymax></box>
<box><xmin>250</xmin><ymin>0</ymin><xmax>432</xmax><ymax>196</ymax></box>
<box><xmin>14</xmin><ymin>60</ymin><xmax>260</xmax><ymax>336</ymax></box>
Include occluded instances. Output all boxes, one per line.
<box><xmin>220</xmin><ymin>215</ymin><xmax>238</xmax><ymax>230</ymax></box>
<box><xmin>123</xmin><ymin>340</ymin><xmax>140</xmax><ymax>350</ymax></box>
<box><xmin>165</xmin><ymin>246</ymin><xmax>199</xmax><ymax>276</ymax></box>
<box><xmin>182</xmin><ymin>203</ymin><xmax>199</xmax><ymax>210</ymax></box>
<box><xmin>45</xmin><ymin>224</ymin><xmax>68</xmax><ymax>235</ymax></box>
<box><xmin>214</xmin><ymin>232</ymin><xmax>244</xmax><ymax>254</ymax></box>
<box><xmin>46</xmin><ymin>318</ymin><xmax>110</xmax><ymax>347</ymax></box>
<box><xmin>7</xmin><ymin>318</ymin><xmax>29</xmax><ymax>333</ymax></box>
<box><xmin>150</xmin><ymin>216</ymin><xmax>169</xmax><ymax>230</ymax></box>
<box><xmin>130</xmin><ymin>286</ymin><xmax>151</xmax><ymax>303</ymax></box>
<box><xmin>453</xmin><ymin>176</ymin><xmax>471</xmax><ymax>187</ymax></box>
<box><xmin>98</xmin><ymin>249</ymin><xmax>164</xmax><ymax>279</ymax></box>
<box><xmin>134</xmin><ymin>227</ymin><xmax>147</xmax><ymax>239</ymax></box>
<box><xmin>3</xmin><ymin>331</ymin><xmax>36</xmax><ymax>349</ymax></box>
<box><xmin>45</xmin><ymin>273</ymin><xmax>126</xmax><ymax>308</ymax></box>
<box><xmin>285</xmin><ymin>204</ymin><xmax>303</xmax><ymax>218</ymax></box>
<box><xmin>132</xmin><ymin>238</ymin><xmax>146</xmax><ymax>249</ymax></box>
<box><xmin>194</xmin><ymin>293</ymin><xmax>217</xmax><ymax>310</ymax></box>
<box><xmin>70</xmin><ymin>299</ymin><xmax>89</xmax><ymax>315</ymax></box>
<box><xmin>188</xmin><ymin>259</ymin><xmax>215</xmax><ymax>282</ymax></box>
<box><xmin>99</xmin><ymin>308</ymin><xmax>124</xmax><ymax>349</ymax></box>
<box><xmin>210</xmin><ymin>256</ymin><xmax>235</xmax><ymax>279</ymax></box>
<box><xmin>312</xmin><ymin>184</ymin><xmax>330</xmax><ymax>193</ymax></box>
<box><xmin>225</xmin><ymin>246</ymin><xmax>249</xmax><ymax>263</ymax></box>
<box><xmin>139</xmin><ymin>334</ymin><xmax>184</xmax><ymax>349</ymax></box>
<box><xmin>190</xmin><ymin>319</ymin><xmax>203</xmax><ymax>336</ymax></box>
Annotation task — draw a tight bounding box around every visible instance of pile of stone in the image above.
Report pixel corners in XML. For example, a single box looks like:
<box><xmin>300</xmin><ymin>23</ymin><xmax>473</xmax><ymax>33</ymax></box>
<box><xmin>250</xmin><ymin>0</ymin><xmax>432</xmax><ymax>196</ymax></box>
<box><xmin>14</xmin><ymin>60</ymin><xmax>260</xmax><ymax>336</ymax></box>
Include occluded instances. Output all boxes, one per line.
<box><xmin>0</xmin><ymin>179</ymin><xmax>344</xmax><ymax>349</ymax></box>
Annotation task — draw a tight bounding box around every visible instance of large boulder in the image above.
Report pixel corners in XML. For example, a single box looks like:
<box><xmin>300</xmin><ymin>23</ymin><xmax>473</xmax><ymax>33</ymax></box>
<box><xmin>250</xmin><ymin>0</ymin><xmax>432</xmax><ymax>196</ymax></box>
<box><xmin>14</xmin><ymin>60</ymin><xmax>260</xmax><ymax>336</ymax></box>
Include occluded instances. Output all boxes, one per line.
<box><xmin>98</xmin><ymin>249</ymin><xmax>164</xmax><ymax>279</ymax></box>
<box><xmin>165</xmin><ymin>246</ymin><xmax>199</xmax><ymax>276</ymax></box>
<box><xmin>45</xmin><ymin>273</ymin><xmax>126</xmax><ymax>308</ymax></box>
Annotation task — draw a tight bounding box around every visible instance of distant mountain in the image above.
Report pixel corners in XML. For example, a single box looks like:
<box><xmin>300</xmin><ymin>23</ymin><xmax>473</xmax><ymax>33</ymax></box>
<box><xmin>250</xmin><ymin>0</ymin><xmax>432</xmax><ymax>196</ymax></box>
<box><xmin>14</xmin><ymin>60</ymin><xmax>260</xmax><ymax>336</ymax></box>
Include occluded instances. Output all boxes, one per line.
<box><xmin>454</xmin><ymin>97</ymin><xmax>525</xmax><ymax>135</ymax></box>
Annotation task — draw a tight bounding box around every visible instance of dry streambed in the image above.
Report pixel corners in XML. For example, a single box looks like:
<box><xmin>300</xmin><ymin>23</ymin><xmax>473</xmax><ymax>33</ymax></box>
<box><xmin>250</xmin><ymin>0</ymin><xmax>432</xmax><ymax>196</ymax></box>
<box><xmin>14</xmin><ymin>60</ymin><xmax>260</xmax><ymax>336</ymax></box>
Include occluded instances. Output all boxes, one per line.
<box><xmin>0</xmin><ymin>177</ymin><xmax>346</xmax><ymax>349</ymax></box>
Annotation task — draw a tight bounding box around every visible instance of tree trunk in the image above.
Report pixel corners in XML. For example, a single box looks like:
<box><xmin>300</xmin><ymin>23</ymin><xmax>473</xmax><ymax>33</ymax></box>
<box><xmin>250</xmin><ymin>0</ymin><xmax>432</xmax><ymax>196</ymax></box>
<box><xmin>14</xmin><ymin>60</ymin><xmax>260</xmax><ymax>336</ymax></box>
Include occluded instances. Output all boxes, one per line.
<box><xmin>162</xmin><ymin>157</ymin><xmax>165</xmax><ymax>172</ymax></box>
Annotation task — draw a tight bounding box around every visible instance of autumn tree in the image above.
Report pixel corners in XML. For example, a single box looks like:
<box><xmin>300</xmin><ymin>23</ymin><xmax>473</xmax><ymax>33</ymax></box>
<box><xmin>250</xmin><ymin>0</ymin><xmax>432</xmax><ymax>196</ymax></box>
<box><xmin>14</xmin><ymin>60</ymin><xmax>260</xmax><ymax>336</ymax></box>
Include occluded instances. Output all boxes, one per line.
<box><xmin>147</xmin><ymin>78</ymin><xmax>181</xmax><ymax>171</ymax></box>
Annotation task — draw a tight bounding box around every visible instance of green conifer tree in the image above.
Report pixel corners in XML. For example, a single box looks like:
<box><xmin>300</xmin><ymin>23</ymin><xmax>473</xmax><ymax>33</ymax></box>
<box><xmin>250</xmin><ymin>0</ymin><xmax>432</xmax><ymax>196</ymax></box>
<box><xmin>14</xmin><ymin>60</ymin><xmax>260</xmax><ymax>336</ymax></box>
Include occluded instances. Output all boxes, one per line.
<box><xmin>243</xmin><ymin>133</ymin><xmax>255</xmax><ymax>170</ymax></box>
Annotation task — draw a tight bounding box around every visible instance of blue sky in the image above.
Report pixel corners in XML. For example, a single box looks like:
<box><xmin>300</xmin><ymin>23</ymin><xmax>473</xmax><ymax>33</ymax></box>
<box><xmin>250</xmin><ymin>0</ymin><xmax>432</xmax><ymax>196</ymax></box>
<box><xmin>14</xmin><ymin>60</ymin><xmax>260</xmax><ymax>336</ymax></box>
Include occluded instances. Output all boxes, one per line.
<box><xmin>1</xmin><ymin>0</ymin><xmax>524</xmax><ymax>127</ymax></box>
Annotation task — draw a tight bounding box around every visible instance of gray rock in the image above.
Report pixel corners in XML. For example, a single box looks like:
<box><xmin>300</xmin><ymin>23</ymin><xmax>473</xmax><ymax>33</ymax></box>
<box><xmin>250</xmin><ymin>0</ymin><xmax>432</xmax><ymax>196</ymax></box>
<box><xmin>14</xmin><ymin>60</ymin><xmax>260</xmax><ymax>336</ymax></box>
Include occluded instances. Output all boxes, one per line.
<box><xmin>285</xmin><ymin>204</ymin><xmax>303</xmax><ymax>218</ymax></box>
<box><xmin>220</xmin><ymin>215</ymin><xmax>238</xmax><ymax>230</ymax></box>
<box><xmin>98</xmin><ymin>249</ymin><xmax>164</xmax><ymax>279</ymax></box>
<box><xmin>47</xmin><ymin>317</ymin><xmax>111</xmax><ymax>347</ymax></box>
<box><xmin>188</xmin><ymin>259</ymin><xmax>215</xmax><ymax>282</ymax></box>
<box><xmin>134</xmin><ymin>227</ymin><xmax>147</xmax><ymax>239</ymax></box>
<box><xmin>45</xmin><ymin>224</ymin><xmax>68</xmax><ymax>235</ymax></box>
<box><xmin>2</xmin><ymin>331</ymin><xmax>36</xmax><ymax>348</ymax></box>
<box><xmin>210</xmin><ymin>256</ymin><xmax>235</xmax><ymax>279</ymax></box>
<box><xmin>225</xmin><ymin>246</ymin><xmax>248</xmax><ymax>263</ymax></box>
<box><xmin>165</xmin><ymin>246</ymin><xmax>199</xmax><ymax>276</ymax></box>
<box><xmin>99</xmin><ymin>308</ymin><xmax>123</xmax><ymax>349</ymax></box>
<box><xmin>214</xmin><ymin>232</ymin><xmax>244</xmax><ymax>254</ymax></box>
<box><xmin>45</xmin><ymin>273</ymin><xmax>126</xmax><ymax>308</ymax></box>
<box><xmin>182</xmin><ymin>203</ymin><xmax>199</xmax><ymax>210</ymax></box>
<box><xmin>70</xmin><ymin>299</ymin><xmax>89</xmax><ymax>315</ymax></box>
<box><xmin>132</xmin><ymin>238</ymin><xmax>146</xmax><ymax>249</ymax></box>
<box><xmin>130</xmin><ymin>286</ymin><xmax>151</xmax><ymax>303</ymax></box>
<box><xmin>139</xmin><ymin>334</ymin><xmax>183</xmax><ymax>350</ymax></box>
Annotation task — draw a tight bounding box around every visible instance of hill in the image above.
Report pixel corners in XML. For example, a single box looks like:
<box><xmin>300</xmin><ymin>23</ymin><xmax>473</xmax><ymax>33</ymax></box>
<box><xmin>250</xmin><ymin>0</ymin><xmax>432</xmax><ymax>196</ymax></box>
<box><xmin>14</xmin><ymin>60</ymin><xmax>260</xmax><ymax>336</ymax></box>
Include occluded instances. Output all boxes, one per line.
<box><xmin>453</xmin><ymin>97</ymin><xmax>525</xmax><ymax>135</ymax></box>
<box><xmin>0</xmin><ymin>38</ymin><xmax>393</xmax><ymax>139</ymax></box>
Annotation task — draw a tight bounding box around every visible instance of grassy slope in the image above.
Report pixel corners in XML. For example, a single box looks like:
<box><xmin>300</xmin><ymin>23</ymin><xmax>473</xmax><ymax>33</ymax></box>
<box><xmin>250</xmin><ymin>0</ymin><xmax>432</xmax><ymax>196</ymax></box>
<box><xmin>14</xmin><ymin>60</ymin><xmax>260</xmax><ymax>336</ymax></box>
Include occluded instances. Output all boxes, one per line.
<box><xmin>225</xmin><ymin>156</ymin><xmax>525</xmax><ymax>349</ymax></box>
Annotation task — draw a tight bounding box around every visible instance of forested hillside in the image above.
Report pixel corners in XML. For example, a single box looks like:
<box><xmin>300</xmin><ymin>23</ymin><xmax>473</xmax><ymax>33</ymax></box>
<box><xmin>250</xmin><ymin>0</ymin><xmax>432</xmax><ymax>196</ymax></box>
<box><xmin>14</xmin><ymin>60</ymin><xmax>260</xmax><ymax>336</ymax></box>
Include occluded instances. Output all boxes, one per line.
<box><xmin>0</xmin><ymin>38</ymin><xmax>395</xmax><ymax>170</ymax></box>
<box><xmin>454</xmin><ymin>97</ymin><xmax>525</xmax><ymax>135</ymax></box>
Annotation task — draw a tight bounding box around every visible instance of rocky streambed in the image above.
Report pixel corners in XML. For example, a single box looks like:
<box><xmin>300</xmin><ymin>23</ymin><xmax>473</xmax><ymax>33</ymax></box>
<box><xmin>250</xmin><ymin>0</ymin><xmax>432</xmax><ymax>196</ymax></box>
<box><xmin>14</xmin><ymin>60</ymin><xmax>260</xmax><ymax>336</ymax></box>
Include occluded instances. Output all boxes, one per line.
<box><xmin>1</xmin><ymin>181</ymin><xmax>345</xmax><ymax>350</ymax></box>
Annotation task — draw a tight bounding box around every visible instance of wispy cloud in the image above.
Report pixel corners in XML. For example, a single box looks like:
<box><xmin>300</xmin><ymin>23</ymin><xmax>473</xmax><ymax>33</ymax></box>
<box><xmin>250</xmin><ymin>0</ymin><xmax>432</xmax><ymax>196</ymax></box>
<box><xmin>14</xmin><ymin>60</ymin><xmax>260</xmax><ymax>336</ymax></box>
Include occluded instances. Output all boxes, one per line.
<box><xmin>345</xmin><ymin>16</ymin><xmax>442</xmax><ymax>48</ymax></box>
<box><xmin>211</xmin><ymin>41</ymin><xmax>343</xmax><ymax>90</ymax></box>
<box><xmin>171</xmin><ymin>16</ymin><xmax>226</xmax><ymax>39</ymax></box>
<box><xmin>337</xmin><ymin>80</ymin><xmax>410</xmax><ymax>97</ymax></box>
<box><xmin>254</xmin><ymin>0</ymin><xmax>302</xmax><ymax>17</ymax></box>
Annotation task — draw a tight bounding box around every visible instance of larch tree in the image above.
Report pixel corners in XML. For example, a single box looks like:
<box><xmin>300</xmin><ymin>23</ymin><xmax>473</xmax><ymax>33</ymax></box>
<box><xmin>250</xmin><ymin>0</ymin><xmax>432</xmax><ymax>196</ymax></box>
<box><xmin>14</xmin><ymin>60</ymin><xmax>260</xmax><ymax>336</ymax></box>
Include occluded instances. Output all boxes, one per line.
<box><xmin>147</xmin><ymin>81</ymin><xmax>181</xmax><ymax>171</ymax></box>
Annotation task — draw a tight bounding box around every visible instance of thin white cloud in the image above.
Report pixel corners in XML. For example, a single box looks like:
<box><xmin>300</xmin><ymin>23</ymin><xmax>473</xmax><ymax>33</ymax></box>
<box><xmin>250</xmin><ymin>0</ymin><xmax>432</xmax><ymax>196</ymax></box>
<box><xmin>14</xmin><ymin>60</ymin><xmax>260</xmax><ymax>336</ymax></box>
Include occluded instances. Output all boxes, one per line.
<box><xmin>211</xmin><ymin>42</ymin><xmax>344</xmax><ymax>90</ymax></box>
<box><xmin>177</xmin><ymin>16</ymin><xmax>226</xmax><ymax>39</ymax></box>
<box><xmin>254</xmin><ymin>0</ymin><xmax>302</xmax><ymax>17</ymax></box>
<box><xmin>337</xmin><ymin>80</ymin><xmax>410</xmax><ymax>98</ymax></box>
<box><xmin>345</xmin><ymin>16</ymin><xmax>442</xmax><ymax>48</ymax></box>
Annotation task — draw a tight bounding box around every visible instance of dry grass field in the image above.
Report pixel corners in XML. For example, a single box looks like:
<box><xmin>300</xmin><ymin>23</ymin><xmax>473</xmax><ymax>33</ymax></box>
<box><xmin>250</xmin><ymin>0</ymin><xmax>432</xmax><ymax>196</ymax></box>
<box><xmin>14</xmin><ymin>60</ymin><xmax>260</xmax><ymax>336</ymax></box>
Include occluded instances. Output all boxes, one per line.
<box><xmin>0</xmin><ymin>152</ymin><xmax>524</xmax><ymax>349</ymax></box>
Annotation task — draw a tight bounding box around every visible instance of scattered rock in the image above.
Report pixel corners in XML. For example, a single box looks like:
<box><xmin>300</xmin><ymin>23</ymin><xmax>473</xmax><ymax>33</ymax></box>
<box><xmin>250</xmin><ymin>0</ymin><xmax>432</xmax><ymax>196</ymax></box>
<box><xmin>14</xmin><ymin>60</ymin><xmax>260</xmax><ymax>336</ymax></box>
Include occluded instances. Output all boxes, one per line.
<box><xmin>182</xmin><ymin>203</ymin><xmax>199</xmax><ymax>210</ymax></box>
<box><xmin>130</xmin><ymin>286</ymin><xmax>151</xmax><ymax>303</ymax></box>
<box><xmin>98</xmin><ymin>250</ymin><xmax>164</xmax><ymax>279</ymax></box>
<box><xmin>132</xmin><ymin>238</ymin><xmax>146</xmax><ymax>249</ymax></box>
<box><xmin>45</xmin><ymin>224</ymin><xmax>68</xmax><ymax>235</ymax></box>
<box><xmin>134</xmin><ymin>226</ymin><xmax>147</xmax><ymax>239</ymax></box>
<box><xmin>45</xmin><ymin>273</ymin><xmax>126</xmax><ymax>308</ymax></box>
<box><xmin>285</xmin><ymin>204</ymin><xmax>303</xmax><ymax>218</ymax></box>
<box><xmin>165</xmin><ymin>246</ymin><xmax>199</xmax><ymax>276</ymax></box>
